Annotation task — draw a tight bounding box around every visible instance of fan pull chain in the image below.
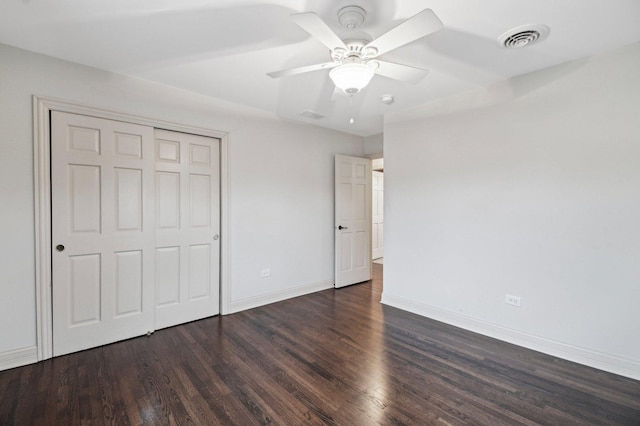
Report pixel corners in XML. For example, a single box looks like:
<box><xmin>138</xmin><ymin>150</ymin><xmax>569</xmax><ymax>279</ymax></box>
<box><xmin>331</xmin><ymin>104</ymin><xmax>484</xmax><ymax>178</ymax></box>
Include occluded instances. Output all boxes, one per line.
<box><xmin>349</xmin><ymin>94</ymin><xmax>355</xmax><ymax>125</ymax></box>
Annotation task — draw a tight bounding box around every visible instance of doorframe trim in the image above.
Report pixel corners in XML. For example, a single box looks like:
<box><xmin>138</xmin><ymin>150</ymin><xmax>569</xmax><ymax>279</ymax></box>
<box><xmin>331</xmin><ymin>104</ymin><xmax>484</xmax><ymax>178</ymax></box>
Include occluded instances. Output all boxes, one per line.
<box><xmin>33</xmin><ymin>96</ymin><xmax>231</xmax><ymax>361</ymax></box>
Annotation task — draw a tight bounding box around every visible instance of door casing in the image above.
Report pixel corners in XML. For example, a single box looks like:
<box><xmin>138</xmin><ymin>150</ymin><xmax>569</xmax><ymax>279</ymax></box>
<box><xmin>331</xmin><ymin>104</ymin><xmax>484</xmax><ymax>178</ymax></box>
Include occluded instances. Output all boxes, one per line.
<box><xmin>33</xmin><ymin>96</ymin><xmax>231</xmax><ymax>361</ymax></box>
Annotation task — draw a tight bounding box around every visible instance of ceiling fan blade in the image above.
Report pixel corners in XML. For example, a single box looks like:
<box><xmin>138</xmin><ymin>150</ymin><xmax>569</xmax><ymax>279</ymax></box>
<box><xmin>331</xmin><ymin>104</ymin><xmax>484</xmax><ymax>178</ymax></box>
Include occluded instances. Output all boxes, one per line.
<box><xmin>291</xmin><ymin>12</ymin><xmax>348</xmax><ymax>51</ymax></box>
<box><xmin>374</xmin><ymin>60</ymin><xmax>429</xmax><ymax>84</ymax></box>
<box><xmin>267</xmin><ymin>62</ymin><xmax>338</xmax><ymax>79</ymax></box>
<box><xmin>364</xmin><ymin>9</ymin><xmax>443</xmax><ymax>57</ymax></box>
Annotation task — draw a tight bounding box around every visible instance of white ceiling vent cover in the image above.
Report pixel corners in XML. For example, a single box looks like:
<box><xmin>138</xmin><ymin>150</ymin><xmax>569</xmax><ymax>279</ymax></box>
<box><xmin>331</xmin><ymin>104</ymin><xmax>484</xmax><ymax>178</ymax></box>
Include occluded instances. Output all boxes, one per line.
<box><xmin>299</xmin><ymin>110</ymin><xmax>325</xmax><ymax>120</ymax></box>
<box><xmin>498</xmin><ymin>24</ymin><xmax>550</xmax><ymax>48</ymax></box>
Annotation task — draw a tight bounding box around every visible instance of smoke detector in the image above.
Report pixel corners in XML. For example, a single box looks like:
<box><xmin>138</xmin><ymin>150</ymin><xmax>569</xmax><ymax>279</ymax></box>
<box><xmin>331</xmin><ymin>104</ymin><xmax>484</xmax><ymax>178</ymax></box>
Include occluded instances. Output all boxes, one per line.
<box><xmin>381</xmin><ymin>95</ymin><xmax>394</xmax><ymax>105</ymax></box>
<box><xmin>338</xmin><ymin>6</ymin><xmax>366</xmax><ymax>30</ymax></box>
<box><xmin>498</xmin><ymin>24</ymin><xmax>550</xmax><ymax>49</ymax></box>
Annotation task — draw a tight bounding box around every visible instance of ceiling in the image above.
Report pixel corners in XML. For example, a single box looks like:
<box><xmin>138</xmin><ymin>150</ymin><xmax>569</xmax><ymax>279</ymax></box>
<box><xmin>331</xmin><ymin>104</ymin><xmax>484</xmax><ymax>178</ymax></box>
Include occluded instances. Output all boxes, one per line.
<box><xmin>1</xmin><ymin>0</ymin><xmax>639</xmax><ymax>136</ymax></box>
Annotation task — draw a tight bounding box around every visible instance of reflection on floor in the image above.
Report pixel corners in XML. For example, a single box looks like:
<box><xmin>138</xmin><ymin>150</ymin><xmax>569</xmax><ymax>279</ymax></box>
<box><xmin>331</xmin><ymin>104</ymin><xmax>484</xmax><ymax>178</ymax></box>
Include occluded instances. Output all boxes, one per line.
<box><xmin>371</xmin><ymin>261</ymin><xmax>382</xmax><ymax>294</ymax></box>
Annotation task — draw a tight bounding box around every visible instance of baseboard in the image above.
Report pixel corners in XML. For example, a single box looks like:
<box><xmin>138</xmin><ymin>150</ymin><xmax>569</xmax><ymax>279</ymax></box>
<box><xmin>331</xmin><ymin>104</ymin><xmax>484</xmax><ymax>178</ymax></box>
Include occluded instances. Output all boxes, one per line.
<box><xmin>0</xmin><ymin>346</ymin><xmax>38</xmax><ymax>371</ymax></box>
<box><xmin>381</xmin><ymin>293</ymin><xmax>640</xmax><ymax>381</ymax></box>
<box><xmin>229</xmin><ymin>279</ymin><xmax>334</xmax><ymax>314</ymax></box>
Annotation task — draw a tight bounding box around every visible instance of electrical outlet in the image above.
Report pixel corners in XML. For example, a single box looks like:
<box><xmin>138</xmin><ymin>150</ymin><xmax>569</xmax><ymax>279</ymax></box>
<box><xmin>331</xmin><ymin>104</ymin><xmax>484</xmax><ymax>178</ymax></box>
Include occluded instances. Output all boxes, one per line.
<box><xmin>261</xmin><ymin>269</ymin><xmax>271</xmax><ymax>278</ymax></box>
<box><xmin>505</xmin><ymin>294</ymin><xmax>521</xmax><ymax>307</ymax></box>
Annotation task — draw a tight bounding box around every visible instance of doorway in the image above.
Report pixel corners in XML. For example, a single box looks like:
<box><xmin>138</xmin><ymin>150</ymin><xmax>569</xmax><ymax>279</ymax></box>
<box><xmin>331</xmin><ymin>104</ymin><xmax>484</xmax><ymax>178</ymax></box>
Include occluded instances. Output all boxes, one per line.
<box><xmin>371</xmin><ymin>158</ymin><xmax>383</xmax><ymax>265</ymax></box>
<box><xmin>371</xmin><ymin>157</ymin><xmax>383</xmax><ymax>295</ymax></box>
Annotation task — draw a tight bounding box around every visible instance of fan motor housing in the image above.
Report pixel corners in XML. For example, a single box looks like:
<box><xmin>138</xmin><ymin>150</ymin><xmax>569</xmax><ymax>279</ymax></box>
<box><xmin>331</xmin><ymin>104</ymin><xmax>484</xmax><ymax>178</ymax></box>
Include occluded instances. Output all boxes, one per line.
<box><xmin>331</xmin><ymin>38</ymin><xmax>373</xmax><ymax>61</ymax></box>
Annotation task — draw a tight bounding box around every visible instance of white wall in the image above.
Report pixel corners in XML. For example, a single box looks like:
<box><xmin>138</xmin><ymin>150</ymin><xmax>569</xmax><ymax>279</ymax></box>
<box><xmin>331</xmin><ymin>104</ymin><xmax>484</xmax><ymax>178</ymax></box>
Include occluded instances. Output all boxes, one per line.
<box><xmin>364</xmin><ymin>133</ymin><xmax>383</xmax><ymax>157</ymax></box>
<box><xmin>383</xmin><ymin>43</ymin><xmax>640</xmax><ymax>379</ymax></box>
<box><xmin>0</xmin><ymin>44</ymin><xmax>363</xmax><ymax>359</ymax></box>
<box><xmin>228</xmin><ymin>120</ymin><xmax>362</xmax><ymax>310</ymax></box>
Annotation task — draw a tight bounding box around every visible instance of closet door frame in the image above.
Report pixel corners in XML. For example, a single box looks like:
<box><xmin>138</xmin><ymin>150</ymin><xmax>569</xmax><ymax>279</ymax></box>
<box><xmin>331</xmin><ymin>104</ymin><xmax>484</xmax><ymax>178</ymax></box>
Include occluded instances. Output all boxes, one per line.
<box><xmin>33</xmin><ymin>96</ymin><xmax>231</xmax><ymax>361</ymax></box>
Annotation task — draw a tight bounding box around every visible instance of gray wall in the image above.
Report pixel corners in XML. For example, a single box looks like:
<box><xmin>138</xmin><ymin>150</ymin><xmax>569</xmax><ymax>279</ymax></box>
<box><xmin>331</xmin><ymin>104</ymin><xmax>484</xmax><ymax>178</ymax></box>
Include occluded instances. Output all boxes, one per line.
<box><xmin>364</xmin><ymin>133</ymin><xmax>383</xmax><ymax>157</ymax></box>
<box><xmin>0</xmin><ymin>44</ymin><xmax>363</xmax><ymax>356</ymax></box>
<box><xmin>383</xmin><ymin>43</ymin><xmax>640</xmax><ymax>379</ymax></box>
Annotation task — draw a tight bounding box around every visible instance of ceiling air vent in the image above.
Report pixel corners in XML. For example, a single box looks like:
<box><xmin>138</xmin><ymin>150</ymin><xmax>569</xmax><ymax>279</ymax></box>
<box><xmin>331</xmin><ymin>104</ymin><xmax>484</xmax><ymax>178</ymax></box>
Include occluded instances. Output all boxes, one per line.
<box><xmin>299</xmin><ymin>110</ymin><xmax>325</xmax><ymax>120</ymax></box>
<box><xmin>498</xmin><ymin>25</ymin><xmax>549</xmax><ymax>49</ymax></box>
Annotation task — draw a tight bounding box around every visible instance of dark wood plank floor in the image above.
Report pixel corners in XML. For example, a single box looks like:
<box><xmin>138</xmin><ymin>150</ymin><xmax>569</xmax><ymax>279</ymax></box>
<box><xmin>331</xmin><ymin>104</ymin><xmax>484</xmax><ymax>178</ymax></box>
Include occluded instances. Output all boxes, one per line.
<box><xmin>1</xmin><ymin>263</ymin><xmax>639</xmax><ymax>425</ymax></box>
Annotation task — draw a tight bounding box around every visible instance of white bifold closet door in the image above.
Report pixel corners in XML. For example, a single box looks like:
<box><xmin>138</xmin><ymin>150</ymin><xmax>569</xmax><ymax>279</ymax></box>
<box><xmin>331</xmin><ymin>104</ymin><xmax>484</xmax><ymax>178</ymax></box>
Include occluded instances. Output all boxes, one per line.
<box><xmin>51</xmin><ymin>112</ymin><xmax>220</xmax><ymax>357</ymax></box>
<box><xmin>154</xmin><ymin>129</ymin><xmax>220</xmax><ymax>330</ymax></box>
<box><xmin>51</xmin><ymin>112</ymin><xmax>156</xmax><ymax>356</ymax></box>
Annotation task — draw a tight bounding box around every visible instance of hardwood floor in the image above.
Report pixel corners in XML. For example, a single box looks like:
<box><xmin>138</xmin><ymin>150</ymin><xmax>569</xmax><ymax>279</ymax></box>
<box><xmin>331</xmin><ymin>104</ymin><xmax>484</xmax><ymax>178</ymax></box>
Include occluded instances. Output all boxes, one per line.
<box><xmin>1</xmin><ymin>263</ymin><xmax>639</xmax><ymax>425</ymax></box>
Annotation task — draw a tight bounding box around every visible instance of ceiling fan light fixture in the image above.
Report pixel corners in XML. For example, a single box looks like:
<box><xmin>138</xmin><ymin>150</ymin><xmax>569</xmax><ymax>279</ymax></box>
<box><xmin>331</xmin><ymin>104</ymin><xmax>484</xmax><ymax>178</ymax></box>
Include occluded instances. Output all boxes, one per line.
<box><xmin>329</xmin><ymin>63</ymin><xmax>375</xmax><ymax>94</ymax></box>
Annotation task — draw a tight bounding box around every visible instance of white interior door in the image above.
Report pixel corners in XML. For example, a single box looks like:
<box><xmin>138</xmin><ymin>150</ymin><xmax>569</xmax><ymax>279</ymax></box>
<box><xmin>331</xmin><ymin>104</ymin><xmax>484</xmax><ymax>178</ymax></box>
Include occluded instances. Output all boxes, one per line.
<box><xmin>335</xmin><ymin>155</ymin><xmax>371</xmax><ymax>288</ymax></box>
<box><xmin>51</xmin><ymin>111</ymin><xmax>155</xmax><ymax>356</ymax></box>
<box><xmin>154</xmin><ymin>129</ymin><xmax>220</xmax><ymax>329</ymax></box>
<box><xmin>372</xmin><ymin>171</ymin><xmax>384</xmax><ymax>260</ymax></box>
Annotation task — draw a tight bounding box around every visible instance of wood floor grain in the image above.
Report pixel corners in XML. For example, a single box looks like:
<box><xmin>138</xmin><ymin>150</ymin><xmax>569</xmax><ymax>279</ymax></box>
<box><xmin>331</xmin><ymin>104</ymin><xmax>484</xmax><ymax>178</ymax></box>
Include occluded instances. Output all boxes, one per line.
<box><xmin>1</xmin><ymin>263</ymin><xmax>639</xmax><ymax>425</ymax></box>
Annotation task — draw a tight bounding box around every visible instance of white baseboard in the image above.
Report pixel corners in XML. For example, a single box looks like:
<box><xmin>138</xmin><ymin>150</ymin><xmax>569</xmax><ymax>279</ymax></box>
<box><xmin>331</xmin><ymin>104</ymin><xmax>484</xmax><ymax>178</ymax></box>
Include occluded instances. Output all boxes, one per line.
<box><xmin>0</xmin><ymin>346</ymin><xmax>38</xmax><ymax>371</ymax></box>
<box><xmin>381</xmin><ymin>293</ymin><xmax>640</xmax><ymax>381</ymax></box>
<box><xmin>229</xmin><ymin>279</ymin><xmax>334</xmax><ymax>314</ymax></box>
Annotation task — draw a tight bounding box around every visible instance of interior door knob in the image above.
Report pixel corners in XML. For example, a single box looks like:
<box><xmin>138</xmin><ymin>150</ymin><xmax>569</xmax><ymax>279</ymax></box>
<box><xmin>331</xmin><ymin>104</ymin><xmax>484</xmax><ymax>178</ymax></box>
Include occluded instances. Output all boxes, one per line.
<box><xmin>56</xmin><ymin>244</ymin><xmax>65</xmax><ymax>252</ymax></box>
<box><xmin>338</xmin><ymin>225</ymin><xmax>348</xmax><ymax>230</ymax></box>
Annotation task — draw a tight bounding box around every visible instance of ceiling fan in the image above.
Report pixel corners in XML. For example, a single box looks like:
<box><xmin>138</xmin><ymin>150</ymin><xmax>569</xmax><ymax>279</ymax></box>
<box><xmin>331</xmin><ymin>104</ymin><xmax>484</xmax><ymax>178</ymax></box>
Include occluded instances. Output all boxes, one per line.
<box><xmin>267</xmin><ymin>6</ymin><xmax>443</xmax><ymax>95</ymax></box>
